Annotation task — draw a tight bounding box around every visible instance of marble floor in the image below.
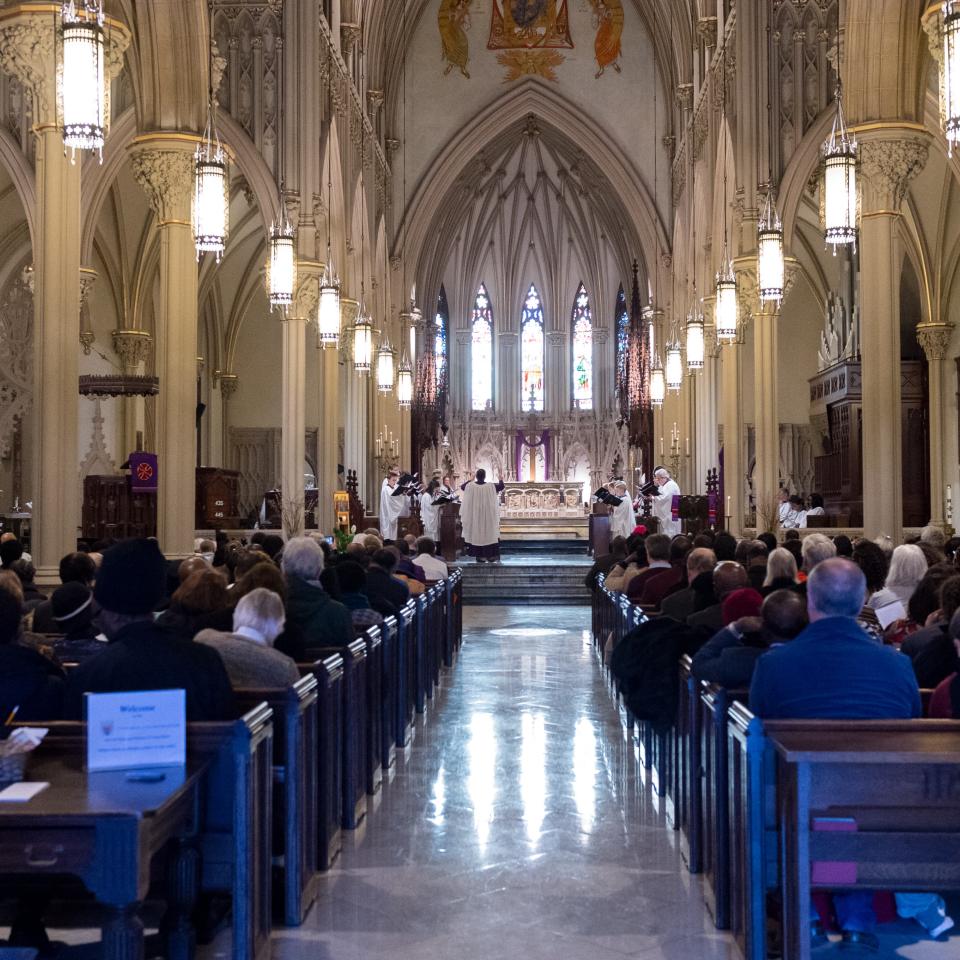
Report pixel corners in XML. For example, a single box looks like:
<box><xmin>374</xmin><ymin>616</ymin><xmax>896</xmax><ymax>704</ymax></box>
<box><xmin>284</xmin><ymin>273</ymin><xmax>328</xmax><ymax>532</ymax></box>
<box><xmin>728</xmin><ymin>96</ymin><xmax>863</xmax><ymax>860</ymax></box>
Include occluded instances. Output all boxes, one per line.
<box><xmin>261</xmin><ymin>605</ymin><xmax>737</xmax><ymax>960</ymax></box>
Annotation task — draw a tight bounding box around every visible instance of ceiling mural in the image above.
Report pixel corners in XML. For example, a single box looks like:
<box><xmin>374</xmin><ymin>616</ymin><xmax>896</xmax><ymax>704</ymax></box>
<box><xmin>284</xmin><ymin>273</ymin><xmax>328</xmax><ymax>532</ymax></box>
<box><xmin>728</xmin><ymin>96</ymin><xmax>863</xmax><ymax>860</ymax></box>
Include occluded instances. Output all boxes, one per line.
<box><xmin>439</xmin><ymin>0</ymin><xmax>623</xmax><ymax>83</ymax></box>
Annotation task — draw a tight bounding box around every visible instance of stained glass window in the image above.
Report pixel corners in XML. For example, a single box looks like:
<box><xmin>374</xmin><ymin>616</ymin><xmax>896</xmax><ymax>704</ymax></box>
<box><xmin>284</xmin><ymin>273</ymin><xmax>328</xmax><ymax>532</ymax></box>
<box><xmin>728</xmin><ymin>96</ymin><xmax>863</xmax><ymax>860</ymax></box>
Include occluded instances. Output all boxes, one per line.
<box><xmin>571</xmin><ymin>283</ymin><xmax>593</xmax><ymax>409</ymax></box>
<box><xmin>435</xmin><ymin>285</ymin><xmax>449</xmax><ymax>390</ymax></box>
<box><xmin>520</xmin><ymin>284</ymin><xmax>545</xmax><ymax>412</ymax></box>
<box><xmin>615</xmin><ymin>283</ymin><xmax>629</xmax><ymax>402</ymax></box>
<box><xmin>471</xmin><ymin>283</ymin><xmax>494</xmax><ymax>411</ymax></box>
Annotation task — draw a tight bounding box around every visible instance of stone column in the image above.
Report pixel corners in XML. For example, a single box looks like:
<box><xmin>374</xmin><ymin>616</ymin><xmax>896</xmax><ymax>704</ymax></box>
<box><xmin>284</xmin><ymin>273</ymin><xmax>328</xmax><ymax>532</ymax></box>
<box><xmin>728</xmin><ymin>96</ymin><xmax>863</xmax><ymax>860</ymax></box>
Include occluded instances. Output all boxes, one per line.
<box><xmin>112</xmin><ymin>329</ymin><xmax>152</xmax><ymax>458</ymax></box>
<box><xmin>79</xmin><ymin>267</ymin><xmax>97</xmax><ymax>355</ymax></box>
<box><xmin>218</xmin><ymin>374</ymin><xmax>239</xmax><ymax>468</ymax></box>
<box><xmin>751</xmin><ymin>303</ymin><xmax>778</xmax><ymax>527</ymax></box>
<box><xmin>130</xmin><ymin>138</ymin><xmax>199</xmax><ymax>559</ymax></box>
<box><xmin>917</xmin><ymin>322</ymin><xmax>953</xmax><ymax>529</ymax></box>
<box><xmin>455</xmin><ymin>330</ymin><xmax>472</xmax><ymax>413</ymax></box>
<box><xmin>498</xmin><ymin>332</ymin><xmax>519</xmax><ymax>416</ymax></box>
<box><xmin>858</xmin><ymin>135</ymin><xmax>928</xmax><ymax>539</ymax></box>
<box><xmin>282</xmin><ymin>276</ymin><xmax>318</xmax><ymax>538</ymax></box>
<box><xmin>591</xmin><ymin>327</ymin><xmax>609</xmax><ymax>412</ymax></box>
<box><xmin>0</xmin><ymin>14</ymin><xmax>78</xmax><ymax>578</ymax></box>
<box><xmin>318</xmin><ymin>325</ymin><xmax>340</xmax><ymax>533</ymax></box>
<box><xmin>720</xmin><ymin>340</ymin><xmax>744</xmax><ymax>535</ymax></box>
<box><xmin>547</xmin><ymin>330</ymin><xmax>566</xmax><ymax>413</ymax></box>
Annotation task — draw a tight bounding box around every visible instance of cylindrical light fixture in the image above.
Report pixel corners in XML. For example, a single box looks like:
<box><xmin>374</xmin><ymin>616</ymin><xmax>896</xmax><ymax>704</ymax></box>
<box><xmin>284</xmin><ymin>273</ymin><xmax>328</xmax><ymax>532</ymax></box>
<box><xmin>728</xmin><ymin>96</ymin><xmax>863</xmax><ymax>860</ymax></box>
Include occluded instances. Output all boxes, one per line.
<box><xmin>397</xmin><ymin>354</ymin><xmax>413</xmax><ymax>409</ymax></box>
<box><xmin>353</xmin><ymin>306</ymin><xmax>373</xmax><ymax>373</ymax></box>
<box><xmin>317</xmin><ymin>262</ymin><xmax>341</xmax><ymax>346</ymax></box>
<box><xmin>194</xmin><ymin>139</ymin><xmax>228</xmax><ymax>261</ymax></box>
<box><xmin>60</xmin><ymin>0</ymin><xmax>106</xmax><ymax>159</ymax></box>
<box><xmin>822</xmin><ymin>84</ymin><xmax>858</xmax><ymax>249</ymax></box>
<box><xmin>715</xmin><ymin>265</ymin><xmax>738</xmax><ymax>343</ymax></box>
<box><xmin>944</xmin><ymin>1</ymin><xmax>960</xmax><ymax>153</ymax></box>
<box><xmin>267</xmin><ymin>220</ymin><xmax>295</xmax><ymax>309</ymax></box>
<box><xmin>649</xmin><ymin>359</ymin><xmax>665</xmax><ymax>407</ymax></box>
<box><xmin>757</xmin><ymin>193</ymin><xmax>785</xmax><ymax>305</ymax></box>
<box><xmin>685</xmin><ymin>310</ymin><xmax>705</xmax><ymax>370</ymax></box>
<box><xmin>377</xmin><ymin>337</ymin><xmax>395</xmax><ymax>393</ymax></box>
<box><xmin>665</xmin><ymin>340</ymin><xmax>683</xmax><ymax>393</ymax></box>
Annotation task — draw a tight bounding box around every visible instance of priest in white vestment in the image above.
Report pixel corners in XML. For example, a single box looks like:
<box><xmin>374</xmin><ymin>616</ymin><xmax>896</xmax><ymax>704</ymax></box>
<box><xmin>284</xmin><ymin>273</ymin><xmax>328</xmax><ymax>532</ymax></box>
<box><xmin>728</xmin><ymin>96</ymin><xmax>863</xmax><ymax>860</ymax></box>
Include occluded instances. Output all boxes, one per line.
<box><xmin>379</xmin><ymin>470</ymin><xmax>406</xmax><ymax>541</ymax></box>
<box><xmin>608</xmin><ymin>481</ymin><xmax>636</xmax><ymax>540</ymax></box>
<box><xmin>459</xmin><ymin>468</ymin><xmax>503</xmax><ymax>562</ymax></box>
<box><xmin>652</xmin><ymin>467</ymin><xmax>682</xmax><ymax>538</ymax></box>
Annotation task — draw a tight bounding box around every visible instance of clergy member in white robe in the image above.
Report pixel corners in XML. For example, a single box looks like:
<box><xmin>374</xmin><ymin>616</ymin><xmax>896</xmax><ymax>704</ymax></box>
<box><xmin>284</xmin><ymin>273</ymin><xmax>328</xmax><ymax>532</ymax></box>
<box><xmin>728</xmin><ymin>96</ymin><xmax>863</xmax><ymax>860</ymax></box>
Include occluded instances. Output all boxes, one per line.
<box><xmin>460</xmin><ymin>468</ymin><xmax>502</xmax><ymax>562</ymax></box>
<box><xmin>609</xmin><ymin>481</ymin><xmax>636</xmax><ymax>540</ymax></box>
<box><xmin>652</xmin><ymin>467</ymin><xmax>682</xmax><ymax>538</ymax></box>
<box><xmin>379</xmin><ymin>470</ymin><xmax>405</xmax><ymax>541</ymax></box>
<box><xmin>420</xmin><ymin>479</ymin><xmax>441</xmax><ymax>541</ymax></box>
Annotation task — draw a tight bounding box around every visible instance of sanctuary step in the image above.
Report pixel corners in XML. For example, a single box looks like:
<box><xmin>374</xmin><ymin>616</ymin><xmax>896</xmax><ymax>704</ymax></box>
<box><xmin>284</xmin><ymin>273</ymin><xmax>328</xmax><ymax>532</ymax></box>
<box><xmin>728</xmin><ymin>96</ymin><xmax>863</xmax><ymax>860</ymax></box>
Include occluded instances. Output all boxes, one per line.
<box><xmin>500</xmin><ymin>538</ymin><xmax>588</xmax><ymax>555</ymax></box>
<box><xmin>456</xmin><ymin>555</ymin><xmax>592</xmax><ymax>606</ymax></box>
<box><xmin>499</xmin><ymin>516</ymin><xmax>589</xmax><ymax>542</ymax></box>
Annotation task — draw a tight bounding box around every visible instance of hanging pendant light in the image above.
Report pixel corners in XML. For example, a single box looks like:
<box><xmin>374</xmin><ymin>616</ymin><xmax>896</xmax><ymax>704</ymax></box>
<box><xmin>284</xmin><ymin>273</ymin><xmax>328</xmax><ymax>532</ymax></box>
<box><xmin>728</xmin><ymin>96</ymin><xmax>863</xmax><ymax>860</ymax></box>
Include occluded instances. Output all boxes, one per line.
<box><xmin>715</xmin><ymin>263</ymin><xmax>738</xmax><ymax>343</ymax></box>
<box><xmin>194</xmin><ymin>111</ymin><xmax>228</xmax><ymax>260</ymax></box>
<box><xmin>665</xmin><ymin>333</ymin><xmax>683</xmax><ymax>393</ymax></box>
<box><xmin>317</xmin><ymin>261</ymin><xmax>341</xmax><ymax>345</ymax></box>
<box><xmin>60</xmin><ymin>0</ymin><xmax>106</xmax><ymax>160</ymax></box>
<box><xmin>353</xmin><ymin>304</ymin><xmax>373</xmax><ymax>373</ymax></box>
<box><xmin>757</xmin><ymin>191</ymin><xmax>785</xmax><ymax>305</ymax></box>
<box><xmin>397</xmin><ymin>353</ymin><xmax>413</xmax><ymax>409</ymax></box>
<box><xmin>268</xmin><ymin>217</ymin><xmax>295</xmax><ymax>310</ymax></box>
<box><xmin>377</xmin><ymin>336</ymin><xmax>395</xmax><ymax>393</ymax></box>
<box><xmin>822</xmin><ymin>82</ymin><xmax>858</xmax><ymax>250</ymax></box>
<box><xmin>944</xmin><ymin>2</ymin><xmax>960</xmax><ymax>154</ymax></box>
<box><xmin>685</xmin><ymin>309</ymin><xmax>705</xmax><ymax>370</ymax></box>
<box><xmin>650</xmin><ymin>357</ymin><xmax>665</xmax><ymax>407</ymax></box>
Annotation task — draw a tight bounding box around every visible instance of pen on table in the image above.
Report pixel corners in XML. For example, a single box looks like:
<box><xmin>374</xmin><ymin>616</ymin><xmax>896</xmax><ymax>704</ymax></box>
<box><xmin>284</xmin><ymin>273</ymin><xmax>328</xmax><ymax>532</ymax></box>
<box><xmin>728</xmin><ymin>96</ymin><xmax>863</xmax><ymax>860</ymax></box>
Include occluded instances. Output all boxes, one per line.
<box><xmin>3</xmin><ymin>706</ymin><xmax>18</xmax><ymax>726</ymax></box>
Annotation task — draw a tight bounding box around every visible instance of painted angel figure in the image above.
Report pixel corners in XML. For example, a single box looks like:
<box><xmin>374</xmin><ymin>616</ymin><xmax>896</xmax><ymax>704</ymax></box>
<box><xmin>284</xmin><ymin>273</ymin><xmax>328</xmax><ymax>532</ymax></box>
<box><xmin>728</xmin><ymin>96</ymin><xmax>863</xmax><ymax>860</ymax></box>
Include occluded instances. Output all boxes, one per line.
<box><xmin>438</xmin><ymin>0</ymin><xmax>473</xmax><ymax>78</ymax></box>
<box><xmin>588</xmin><ymin>0</ymin><xmax>623</xmax><ymax>77</ymax></box>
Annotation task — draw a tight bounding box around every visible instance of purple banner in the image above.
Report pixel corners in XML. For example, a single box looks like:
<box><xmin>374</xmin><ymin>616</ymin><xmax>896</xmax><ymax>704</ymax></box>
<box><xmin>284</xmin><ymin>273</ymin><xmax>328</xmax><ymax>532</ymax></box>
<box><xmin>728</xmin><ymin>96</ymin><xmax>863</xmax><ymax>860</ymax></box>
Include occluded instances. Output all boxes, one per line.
<box><xmin>128</xmin><ymin>451</ymin><xmax>158</xmax><ymax>493</ymax></box>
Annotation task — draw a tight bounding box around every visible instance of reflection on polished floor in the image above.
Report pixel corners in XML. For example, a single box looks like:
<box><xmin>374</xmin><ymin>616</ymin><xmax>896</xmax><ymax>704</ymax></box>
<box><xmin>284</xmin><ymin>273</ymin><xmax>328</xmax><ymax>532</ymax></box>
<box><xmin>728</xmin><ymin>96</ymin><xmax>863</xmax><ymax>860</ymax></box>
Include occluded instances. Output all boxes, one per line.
<box><xmin>269</xmin><ymin>605</ymin><xmax>737</xmax><ymax>960</ymax></box>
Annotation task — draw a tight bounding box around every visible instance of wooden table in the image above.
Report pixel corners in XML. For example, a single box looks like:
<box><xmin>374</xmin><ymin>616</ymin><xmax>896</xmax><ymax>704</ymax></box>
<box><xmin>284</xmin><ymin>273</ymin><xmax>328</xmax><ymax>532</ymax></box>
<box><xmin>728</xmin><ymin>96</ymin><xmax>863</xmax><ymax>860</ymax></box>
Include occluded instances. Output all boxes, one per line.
<box><xmin>0</xmin><ymin>746</ymin><xmax>207</xmax><ymax>960</ymax></box>
<box><xmin>770</xmin><ymin>727</ymin><xmax>960</xmax><ymax>960</ymax></box>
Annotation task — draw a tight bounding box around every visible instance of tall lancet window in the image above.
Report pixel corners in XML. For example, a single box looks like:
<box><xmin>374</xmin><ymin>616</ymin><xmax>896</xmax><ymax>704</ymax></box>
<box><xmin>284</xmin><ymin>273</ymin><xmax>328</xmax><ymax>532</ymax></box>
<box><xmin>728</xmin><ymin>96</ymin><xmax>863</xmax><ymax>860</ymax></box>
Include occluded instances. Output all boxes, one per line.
<box><xmin>520</xmin><ymin>283</ymin><xmax>545</xmax><ymax>411</ymax></box>
<box><xmin>435</xmin><ymin>286</ymin><xmax>449</xmax><ymax>389</ymax></box>
<box><xmin>571</xmin><ymin>283</ymin><xmax>593</xmax><ymax>409</ymax></box>
<box><xmin>471</xmin><ymin>283</ymin><xmax>494</xmax><ymax>411</ymax></box>
<box><xmin>614</xmin><ymin>283</ymin><xmax>629</xmax><ymax>402</ymax></box>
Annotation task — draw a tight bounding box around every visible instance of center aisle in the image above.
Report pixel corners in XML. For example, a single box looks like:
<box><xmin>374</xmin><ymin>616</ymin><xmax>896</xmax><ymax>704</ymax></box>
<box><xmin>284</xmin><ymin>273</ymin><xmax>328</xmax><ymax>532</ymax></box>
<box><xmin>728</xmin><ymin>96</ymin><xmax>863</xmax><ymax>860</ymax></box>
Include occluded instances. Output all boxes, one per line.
<box><xmin>276</xmin><ymin>605</ymin><xmax>737</xmax><ymax>960</ymax></box>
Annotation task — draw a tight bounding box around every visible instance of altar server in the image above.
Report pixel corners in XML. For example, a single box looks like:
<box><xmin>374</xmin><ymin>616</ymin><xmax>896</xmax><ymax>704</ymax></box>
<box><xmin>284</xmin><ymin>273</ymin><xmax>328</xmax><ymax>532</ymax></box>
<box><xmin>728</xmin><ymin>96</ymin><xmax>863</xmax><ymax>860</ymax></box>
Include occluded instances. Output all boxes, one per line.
<box><xmin>379</xmin><ymin>469</ymin><xmax>406</xmax><ymax>541</ymax></box>
<box><xmin>652</xmin><ymin>467</ymin><xmax>682</xmax><ymax>538</ymax></box>
<box><xmin>420</xmin><ymin>478</ymin><xmax>442</xmax><ymax>541</ymax></box>
<box><xmin>608</xmin><ymin>481</ymin><xmax>636</xmax><ymax>540</ymax></box>
<box><xmin>460</xmin><ymin>468</ymin><xmax>502</xmax><ymax>563</ymax></box>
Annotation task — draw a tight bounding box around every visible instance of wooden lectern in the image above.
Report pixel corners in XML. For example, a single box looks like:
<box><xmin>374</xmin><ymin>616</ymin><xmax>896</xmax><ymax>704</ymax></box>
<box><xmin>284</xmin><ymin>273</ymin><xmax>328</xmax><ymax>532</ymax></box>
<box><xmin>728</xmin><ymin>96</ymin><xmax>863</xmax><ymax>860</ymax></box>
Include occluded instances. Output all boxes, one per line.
<box><xmin>589</xmin><ymin>504</ymin><xmax>611</xmax><ymax>558</ymax></box>
<box><xmin>195</xmin><ymin>467</ymin><xmax>241</xmax><ymax>528</ymax></box>
<box><xmin>438</xmin><ymin>502</ymin><xmax>461</xmax><ymax>563</ymax></box>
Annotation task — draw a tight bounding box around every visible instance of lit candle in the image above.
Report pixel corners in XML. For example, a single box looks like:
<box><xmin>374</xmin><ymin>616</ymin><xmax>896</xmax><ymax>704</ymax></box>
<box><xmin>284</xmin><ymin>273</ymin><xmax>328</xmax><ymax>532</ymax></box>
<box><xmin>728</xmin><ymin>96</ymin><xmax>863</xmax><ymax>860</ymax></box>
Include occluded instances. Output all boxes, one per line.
<box><xmin>685</xmin><ymin>437</ymin><xmax>690</xmax><ymax>457</ymax></box>
<box><xmin>726</xmin><ymin>495</ymin><xmax>731</xmax><ymax>517</ymax></box>
<box><xmin>659</xmin><ymin>436</ymin><xmax>664</xmax><ymax>456</ymax></box>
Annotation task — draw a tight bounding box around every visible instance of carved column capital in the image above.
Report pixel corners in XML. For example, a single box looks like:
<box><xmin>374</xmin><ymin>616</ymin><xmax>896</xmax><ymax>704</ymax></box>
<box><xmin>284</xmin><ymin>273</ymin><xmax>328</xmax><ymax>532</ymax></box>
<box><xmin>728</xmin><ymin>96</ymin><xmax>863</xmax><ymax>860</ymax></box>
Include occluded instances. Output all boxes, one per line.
<box><xmin>79</xmin><ymin>267</ymin><xmax>97</xmax><ymax>353</ymax></box>
<box><xmin>293</xmin><ymin>274</ymin><xmax>320</xmax><ymax>320</ymax></box>
<box><xmin>217</xmin><ymin>372</ymin><xmax>239</xmax><ymax>400</ymax></box>
<box><xmin>696</xmin><ymin>16</ymin><xmax>718</xmax><ymax>47</ymax></box>
<box><xmin>591</xmin><ymin>327</ymin><xmax>609</xmax><ymax>345</ymax></box>
<box><xmin>340</xmin><ymin>23</ymin><xmax>362</xmax><ymax>55</ymax></box>
<box><xmin>546</xmin><ymin>330</ymin><xmax>566</xmax><ymax>348</ymax></box>
<box><xmin>385</xmin><ymin>138</ymin><xmax>400</xmax><ymax>157</ymax></box>
<box><xmin>0</xmin><ymin>14</ymin><xmax>55</xmax><ymax>119</ymax></box>
<box><xmin>859</xmin><ymin>136</ymin><xmax>929</xmax><ymax>212</ymax></box>
<box><xmin>129</xmin><ymin>141</ymin><xmax>196</xmax><ymax>223</ymax></box>
<box><xmin>112</xmin><ymin>329</ymin><xmax>152</xmax><ymax>371</ymax></box>
<box><xmin>675</xmin><ymin>83</ymin><xmax>693</xmax><ymax>110</ymax></box>
<box><xmin>916</xmin><ymin>322</ymin><xmax>954</xmax><ymax>362</ymax></box>
<box><xmin>367</xmin><ymin>89</ymin><xmax>384</xmax><ymax>117</ymax></box>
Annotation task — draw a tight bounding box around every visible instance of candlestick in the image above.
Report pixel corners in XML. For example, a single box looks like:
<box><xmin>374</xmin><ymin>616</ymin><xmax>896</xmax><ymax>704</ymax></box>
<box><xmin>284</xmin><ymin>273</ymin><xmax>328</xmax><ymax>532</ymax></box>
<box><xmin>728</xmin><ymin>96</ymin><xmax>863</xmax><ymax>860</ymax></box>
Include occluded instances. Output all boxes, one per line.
<box><xmin>659</xmin><ymin>437</ymin><xmax>664</xmax><ymax>456</ymax></box>
<box><xmin>948</xmin><ymin>484</ymin><xmax>953</xmax><ymax>523</ymax></box>
<box><xmin>726</xmin><ymin>495</ymin><xmax>731</xmax><ymax>517</ymax></box>
<box><xmin>685</xmin><ymin>437</ymin><xmax>690</xmax><ymax>457</ymax></box>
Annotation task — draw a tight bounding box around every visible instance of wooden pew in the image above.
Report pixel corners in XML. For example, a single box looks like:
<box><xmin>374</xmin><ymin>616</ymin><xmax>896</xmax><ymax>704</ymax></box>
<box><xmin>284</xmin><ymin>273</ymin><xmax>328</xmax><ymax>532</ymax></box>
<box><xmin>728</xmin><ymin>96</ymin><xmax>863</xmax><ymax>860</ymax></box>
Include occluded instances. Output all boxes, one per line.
<box><xmin>298</xmin><ymin>653</ymin><xmax>344</xmax><ymax>870</ymax></box>
<box><xmin>234</xmin><ymin>676</ymin><xmax>319</xmax><ymax>926</ymax></box>
<box><xmin>304</xmin><ymin>640</ymin><xmax>368</xmax><ymax>829</ymax></box>
<box><xmin>727</xmin><ymin>707</ymin><xmax>960</xmax><ymax>960</ymax></box>
<box><xmin>675</xmin><ymin>656</ymin><xmax>702</xmax><ymax>873</ymax></box>
<box><xmin>395</xmin><ymin>600</ymin><xmax>417</xmax><ymax>747</ymax></box>
<box><xmin>361</xmin><ymin>625</ymin><xmax>384</xmax><ymax>795</ymax></box>
<box><xmin>11</xmin><ymin>709</ymin><xmax>274</xmax><ymax>960</ymax></box>
<box><xmin>415</xmin><ymin>592</ymin><xmax>430</xmax><ymax>712</ymax></box>
<box><xmin>377</xmin><ymin>615</ymin><xmax>399</xmax><ymax>769</ymax></box>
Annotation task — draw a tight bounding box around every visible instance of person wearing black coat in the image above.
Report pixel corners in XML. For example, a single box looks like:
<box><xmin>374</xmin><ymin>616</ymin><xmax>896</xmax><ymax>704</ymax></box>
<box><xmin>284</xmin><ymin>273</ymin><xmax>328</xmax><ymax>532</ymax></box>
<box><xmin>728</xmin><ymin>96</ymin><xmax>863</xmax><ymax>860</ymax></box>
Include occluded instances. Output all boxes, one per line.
<box><xmin>63</xmin><ymin>539</ymin><xmax>235</xmax><ymax>723</ymax></box>
<box><xmin>365</xmin><ymin>550</ymin><xmax>410</xmax><ymax>613</ymax></box>
<box><xmin>691</xmin><ymin>589</ymin><xmax>809</xmax><ymax>690</ymax></box>
<box><xmin>0</xmin><ymin>589</ymin><xmax>65</xmax><ymax>722</ymax></box>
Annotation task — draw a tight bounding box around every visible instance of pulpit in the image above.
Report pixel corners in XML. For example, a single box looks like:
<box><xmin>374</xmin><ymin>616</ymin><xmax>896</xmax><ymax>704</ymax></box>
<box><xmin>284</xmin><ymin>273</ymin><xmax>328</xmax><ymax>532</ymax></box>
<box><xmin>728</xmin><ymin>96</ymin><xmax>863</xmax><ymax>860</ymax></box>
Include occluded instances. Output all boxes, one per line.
<box><xmin>589</xmin><ymin>505</ymin><xmax>610</xmax><ymax>557</ymax></box>
<box><xmin>439</xmin><ymin>502</ymin><xmax>461</xmax><ymax>563</ymax></box>
<box><xmin>82</xmin><ymin>476</ymin><xmax>157</xmax><ymax>541</ymax></box>
<box><xmin>195</xmin><ymin>467</ymin><xmax>241</xmax><ymax>529</ymax></box>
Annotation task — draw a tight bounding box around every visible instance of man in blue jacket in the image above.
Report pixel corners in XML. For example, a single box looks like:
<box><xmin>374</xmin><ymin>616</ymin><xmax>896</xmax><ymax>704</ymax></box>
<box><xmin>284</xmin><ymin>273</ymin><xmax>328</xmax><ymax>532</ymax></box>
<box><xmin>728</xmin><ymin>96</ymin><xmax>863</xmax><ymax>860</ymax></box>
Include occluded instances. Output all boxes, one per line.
<box><xmin>749</xmin><ymin>558</ymin><xmax>922</xmax><ymax>951</ymax></box>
